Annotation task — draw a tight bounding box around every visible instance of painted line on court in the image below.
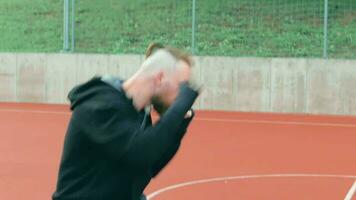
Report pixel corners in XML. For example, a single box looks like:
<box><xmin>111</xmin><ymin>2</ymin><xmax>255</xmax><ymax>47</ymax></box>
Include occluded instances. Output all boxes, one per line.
<box><xmin>0</xmin><ymin>109</ymin><xmax>70</xmax><ymax>115</ymax></box>
<box><xmin>147</xmin><ymin>174</ymin><xmax>356</xmax><ymax>200</ymax></box>
<box><xmin>344</xmin><ymin>180</ymin><xmax>356</xmax><ymax>200</ymax></box>
<box><xmin>194</xmin><ymin>118</ymin><xmax>356</xmax><ymax>128</ymax></box>
<box><xmin>1</xmin><ymin>108</ymin><xmax>356</xmax><ymax>128</ymax></box>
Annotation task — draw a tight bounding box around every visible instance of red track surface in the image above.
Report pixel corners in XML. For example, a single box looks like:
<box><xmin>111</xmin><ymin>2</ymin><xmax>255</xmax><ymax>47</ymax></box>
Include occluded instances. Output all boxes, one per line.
<box><xmin>0</xmin><ymin>103</ymin><xmax>356</xmax><ymax>200</ymax></box>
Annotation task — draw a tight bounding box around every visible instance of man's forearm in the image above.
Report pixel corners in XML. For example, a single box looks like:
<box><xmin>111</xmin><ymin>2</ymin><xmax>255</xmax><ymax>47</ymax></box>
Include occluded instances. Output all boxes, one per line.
<box><xmin>151</xmin><ymin>113</ymin><xmax>194</xmax><ymax>177</ymax></box>
<box><xmin>120</xmin><ymin>84</ymin><xmax>198</xmax><ymax>168</ymax></box>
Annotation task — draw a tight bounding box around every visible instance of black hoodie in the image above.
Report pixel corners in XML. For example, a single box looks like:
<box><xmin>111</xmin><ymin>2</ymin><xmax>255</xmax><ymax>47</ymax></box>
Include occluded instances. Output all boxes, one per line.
<box><xmin>52</xmin><ymin>76</ymin><xmax>198</xmax><ymax>200</ymax></box>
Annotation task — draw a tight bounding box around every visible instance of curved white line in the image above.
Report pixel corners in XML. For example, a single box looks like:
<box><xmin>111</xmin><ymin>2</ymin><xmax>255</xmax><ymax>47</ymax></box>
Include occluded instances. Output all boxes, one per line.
<box><xmin>345</xmin><ymin>180</ymin><xmax>356</xmax><ymax>200</ymax></box>
<box><xmin>1</xmin><ymin>109</ymin><xmax>356</xmax><ymax>128</ymax></box>
<box><xmin>147</xmin><ymin>174</ymin><xmax>356</xmax><ymax>199</ymax></box>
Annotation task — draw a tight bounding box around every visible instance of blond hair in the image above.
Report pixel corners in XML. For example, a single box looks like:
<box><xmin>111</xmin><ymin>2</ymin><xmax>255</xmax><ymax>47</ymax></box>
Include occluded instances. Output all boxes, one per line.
<box><xmin>136</xmin><ymin>43</ymin><xmax>193</xmax><ymax>77</ymax></box>
<box><xmin>145</xmin><ymin>43</ymin><xmax>193</xmax><ymax>67</ymax></box>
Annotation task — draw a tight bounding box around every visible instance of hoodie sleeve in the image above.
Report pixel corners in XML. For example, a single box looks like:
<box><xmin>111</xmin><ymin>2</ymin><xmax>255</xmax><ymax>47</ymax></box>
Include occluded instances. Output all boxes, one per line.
<box><xmin>119</xmin><ymin>83</ymin><xmax>198</xmax><ymax>169</ymax></box>
<box><xmin>151</xmin><ymin>111</ymin><xmax>195</xmax><ymax>177</ymax></box>
<box><xmin>73</xmin><ymin>82</ymin><xmax>198</xmax><ymax>169</ymax></box>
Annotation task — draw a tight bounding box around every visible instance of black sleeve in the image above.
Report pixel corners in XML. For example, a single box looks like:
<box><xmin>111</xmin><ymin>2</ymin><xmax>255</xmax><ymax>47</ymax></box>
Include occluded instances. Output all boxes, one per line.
<box><xmin>74</xmin><ymin>83</ymin><xmax>198</xmax><ymax>169</ymax></box>
<box><xmin>151</xmin><ymin>111</ymin><xmax>195</xmax><ymax>177</ymax></box>
<box><xmin>119</xmin><ymin>83</ymin><xmax>198</xmax><ymax>169</ymax></box>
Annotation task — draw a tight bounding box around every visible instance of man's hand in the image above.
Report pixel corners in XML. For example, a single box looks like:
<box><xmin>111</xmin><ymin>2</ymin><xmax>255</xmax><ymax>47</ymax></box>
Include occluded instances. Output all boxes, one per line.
<box><xmin>188</xmin><ymin>79</ymin><xmax>203</xmax><ymax>95</ymax></box>
<box><xmin>153</xmin><ymin>80</ymin><xmax>202</xmax><ymax>117</ymax></box>
<box><xmin>184</xmin><ymin>109</ymin><xmax>193</xmax><ymax>118</ymax></box>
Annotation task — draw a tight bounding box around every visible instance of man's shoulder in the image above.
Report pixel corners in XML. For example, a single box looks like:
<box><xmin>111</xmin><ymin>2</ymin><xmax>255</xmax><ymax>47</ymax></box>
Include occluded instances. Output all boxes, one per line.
<box><xmin>101</xmin><ymin>75</ymin><xmax>124</xmax><ymax>92</ymax></box>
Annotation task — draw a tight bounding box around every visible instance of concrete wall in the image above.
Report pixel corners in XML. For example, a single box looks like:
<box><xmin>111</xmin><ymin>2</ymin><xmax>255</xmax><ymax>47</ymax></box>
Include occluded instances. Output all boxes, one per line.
<box><xmin>0</xmin><ymin>53</ymin><xmax>355</xmax><ymax>115</ymax></box>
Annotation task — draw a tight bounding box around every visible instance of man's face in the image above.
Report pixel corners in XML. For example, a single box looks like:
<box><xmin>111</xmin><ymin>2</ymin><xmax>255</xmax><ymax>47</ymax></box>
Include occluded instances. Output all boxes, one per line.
<box><xmin>151</xmin><ymin>61</ymin><xmax>191</xmax><ymax>115</ymax></box>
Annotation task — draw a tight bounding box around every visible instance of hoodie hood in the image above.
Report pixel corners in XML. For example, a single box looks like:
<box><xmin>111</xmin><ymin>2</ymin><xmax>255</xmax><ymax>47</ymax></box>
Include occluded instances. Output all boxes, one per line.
<box><xmin>68</xmin><ymin>77</ymin><xmax>102</xmax><ymax>110</ymax></box>
<box><xmin>68</xmin><ymin>76</ymin><xmax>125</xmax><ymax>110</ymax></box>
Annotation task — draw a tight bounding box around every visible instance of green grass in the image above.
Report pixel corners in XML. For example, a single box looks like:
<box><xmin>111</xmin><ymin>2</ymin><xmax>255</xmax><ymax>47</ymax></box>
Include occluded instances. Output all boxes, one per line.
<box><xmin>0</xmin><ymin>0</ymin><xmax>62</xmax><ymax>52</ymax></box>
<box><xmin>0</xmin><ymin>0</ymin><xmax>355</xmax><ymax>58</ymax></box>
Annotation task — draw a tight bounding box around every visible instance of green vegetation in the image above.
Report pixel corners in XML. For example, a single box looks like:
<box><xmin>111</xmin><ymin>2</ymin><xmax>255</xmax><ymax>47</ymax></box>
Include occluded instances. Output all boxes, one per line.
<box><xmin>0</xmin><ymin>0</ymin><xmax>355</xmax><ymax>58</ymax></box>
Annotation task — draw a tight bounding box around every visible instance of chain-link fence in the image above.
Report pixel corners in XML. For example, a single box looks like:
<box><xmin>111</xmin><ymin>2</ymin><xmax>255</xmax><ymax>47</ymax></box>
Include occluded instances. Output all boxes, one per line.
<box><xmin>0</xmin><ymin>0</ymin><xmax>355</xmax><ymax>58</ymax></box>
<box><xmin>64</xmin><ymin>0</ymin><xmax>356</xmax><ymax>58</ymax></box>
<box><xmin>328</xmin><ymin>0</ymin><xmax>356</xmax><ymax>58</ymax></box>
<box><xmin>72</xmin><ymin>0</ymin><xmax>192</xmax><ymax>54</ymax></box>
<box><xmin>0</xmin><ymin>0</ymin><xmax>62</xmax><ymax>52</ymax></box>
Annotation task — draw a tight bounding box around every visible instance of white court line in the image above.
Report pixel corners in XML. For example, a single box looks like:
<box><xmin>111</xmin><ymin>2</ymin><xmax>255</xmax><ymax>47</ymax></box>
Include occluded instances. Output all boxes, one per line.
<box><xmin>1</xmin><ymin>108</ymin><xmax>356</xmax><ymax>128</ymax></box>
<box><xmin>194</xmin><ymin>118</ymin><xmax>356</xmax><ymax>128</ymax></box>
<box><xmin>147</xmin><ymin>174</ymin><xmax>356</xmax><ymax>200</ymax></box>
<box><xmin>0</xmin><ymin>109</ymin><xmax>70</xmax><ymax>115</ymax></box>
<box><xmin>344</xmin><ymin>180</ymin><xmax>356</xmax><ymax>200</ymax></box>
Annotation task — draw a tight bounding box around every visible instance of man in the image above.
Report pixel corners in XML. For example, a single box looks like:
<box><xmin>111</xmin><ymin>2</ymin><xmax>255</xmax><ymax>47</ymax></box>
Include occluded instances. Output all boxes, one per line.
<box><xmin>52</xmin><ymin>44</ymin><xmax>201</xmax><ymax>200</ymax></box>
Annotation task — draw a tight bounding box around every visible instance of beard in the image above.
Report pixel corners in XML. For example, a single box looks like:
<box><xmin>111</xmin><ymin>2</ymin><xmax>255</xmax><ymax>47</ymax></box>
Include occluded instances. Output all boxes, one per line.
<box><xmin>151</xmin><ymin>95</ymin><xmax>169</xmax><ymax>115</ymax></box>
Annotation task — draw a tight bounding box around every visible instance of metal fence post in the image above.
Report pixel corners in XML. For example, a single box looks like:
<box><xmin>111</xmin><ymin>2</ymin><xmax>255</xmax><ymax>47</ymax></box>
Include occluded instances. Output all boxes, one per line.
<box><xmin>63</xmin><ymin>0</ymin><xmax>69</xmax><ymax>52</ymax></box>
<box><xmin>63</xmin><ymin>0</ymin><xmax>75</xmax><ymax>52</ymax></box>
<box><xmin>71</xmin><ymin>0</ymin><xmax>75</xmax><ymax>51</ymax></box>
<box><xmin>192</xmin><ymin>0</ymin><xmax>196</xmax><ymax>55</ymax></box>
<box><xmin>323</xmin><ymin>0</ymin><xmax>328</xmax><ymax>58</ymax></box>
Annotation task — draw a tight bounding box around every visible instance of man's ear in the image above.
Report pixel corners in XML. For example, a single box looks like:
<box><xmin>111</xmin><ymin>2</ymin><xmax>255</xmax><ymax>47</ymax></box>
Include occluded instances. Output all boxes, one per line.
<box><xmin>154</xmin><ymin>71</ymin><xmax>164</xmax><ymax>87</ymax></box>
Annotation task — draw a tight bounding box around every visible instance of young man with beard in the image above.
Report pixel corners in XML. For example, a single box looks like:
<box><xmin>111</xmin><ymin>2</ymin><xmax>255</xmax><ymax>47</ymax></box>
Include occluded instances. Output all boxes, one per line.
<box><xmin>52</xmin><ymin>43</ymin><xmax>201</xmax><ymax>200</ymax></box>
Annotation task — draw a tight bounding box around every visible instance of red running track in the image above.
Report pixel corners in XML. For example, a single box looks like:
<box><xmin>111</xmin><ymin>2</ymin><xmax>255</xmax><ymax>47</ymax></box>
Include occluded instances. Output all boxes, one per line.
<box><xmin>0</xmin><ymin>103</ymin><xmax>356</xmax><ymax>200</ymax></box>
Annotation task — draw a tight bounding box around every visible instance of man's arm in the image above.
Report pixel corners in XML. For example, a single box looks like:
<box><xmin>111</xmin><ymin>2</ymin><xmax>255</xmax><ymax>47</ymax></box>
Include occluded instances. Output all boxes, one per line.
<box><xmin>151</xmin><ymin>111</ymin><xmax>195</xmax><ymax>177</ymax></box>
<box><xmin>119</xmin><ymin>84</ymin><xmax>198</xmax><ymax>169</ymax></box>
<box><xmin>76</xmin><ymin>83</ymin><xmax>199</xmax><ymax>169</ymax></box>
